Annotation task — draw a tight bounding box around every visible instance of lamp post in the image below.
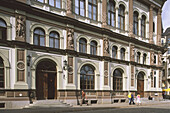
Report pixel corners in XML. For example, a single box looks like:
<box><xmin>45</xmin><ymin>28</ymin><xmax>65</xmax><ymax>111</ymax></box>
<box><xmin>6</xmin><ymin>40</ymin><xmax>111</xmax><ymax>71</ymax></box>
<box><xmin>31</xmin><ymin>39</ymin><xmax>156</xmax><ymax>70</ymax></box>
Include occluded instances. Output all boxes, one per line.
<box><xmin>27</xmin><ymin>55</ymin><xmax>33</xmax><ymax>104</ymax></box>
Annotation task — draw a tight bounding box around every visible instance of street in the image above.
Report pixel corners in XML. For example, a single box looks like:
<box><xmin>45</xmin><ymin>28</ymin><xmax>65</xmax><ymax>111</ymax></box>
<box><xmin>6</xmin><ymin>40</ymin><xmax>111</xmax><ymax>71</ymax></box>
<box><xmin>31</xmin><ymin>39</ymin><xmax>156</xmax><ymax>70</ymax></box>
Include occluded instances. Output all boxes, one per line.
<box><xmin>0</xmin><ymin>103</ymin><xmax>170</xmax><ymax>113</ymax></box>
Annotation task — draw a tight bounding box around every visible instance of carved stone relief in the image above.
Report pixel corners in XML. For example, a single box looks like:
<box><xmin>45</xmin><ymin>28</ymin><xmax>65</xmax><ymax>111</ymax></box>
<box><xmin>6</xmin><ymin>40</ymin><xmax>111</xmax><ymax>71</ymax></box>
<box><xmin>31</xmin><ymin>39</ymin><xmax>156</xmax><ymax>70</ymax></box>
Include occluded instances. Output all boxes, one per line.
<box><xmin>67</xmin><ymin>28</ymin><xmax>74</xmax><ymax>50</ymax></box>
<box><xmin>103</xmin><ymin>37</ymin><xmax>110</xmax><ymax>56</ymax></box>
<box><xmin>16</xmin><ymin>15</ymin><xmax>26</xmax><ymax>41</ymax></box>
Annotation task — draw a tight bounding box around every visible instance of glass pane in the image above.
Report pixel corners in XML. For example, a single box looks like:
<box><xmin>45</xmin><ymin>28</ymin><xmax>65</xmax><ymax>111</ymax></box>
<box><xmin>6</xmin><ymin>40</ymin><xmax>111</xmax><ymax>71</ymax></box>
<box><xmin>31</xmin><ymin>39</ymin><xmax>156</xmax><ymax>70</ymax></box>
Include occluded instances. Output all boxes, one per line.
<box><xmin>0</xmin><ymin>19</ymin><xmax>6</xmax><ymax>27</ymax></box>
<box><xmin>56</xmin><ymin>0</ymin><xmax>61</xmax><ymax>8</ymax></box>
<box><xmin>37</xmin><ymin>0</ymin><xmax>44</xmax><ymax>3</ymax></box>
<box><xmin>49</xmin><ymin>38</ymin><xmax>53</xmax><ymax>48</ymax></box>
<box><xmin>34</xmin><ymin>35</ymin><xmax>38</xmax><ymax>45</ymax></box>
<box><xmin>118</xmin><ymin>16</ymin><xmax>120</xmax><ymax>28</ymax></box>
<box><xmin>49</xmin><ymin>0</ymin><xmax>54</xmax><ymax>6</ymax></box>
<box><xmin>89</xmin><ymin>0</ymin><xmax>92</xmax><ymax>3</ymax></box>
<box><xmin>40</xmin><ymin>36</ymin><xmax>45</xmax><ymax>46</ymax></box>
<box><xmin>111</xmin><ymin>14</ymin><xmax>114</xmax><ymax>26</ymax></box>
<box><xmin>55</xmin><ymin>39</ymin><xmax>59</xmax><ymax>48</ymax></box>
<box><xmin>75</xmin><ymin>0</ymin><xmax>79</xmax><ymax>14</ymax></box>
<box><xmin>80</xmin><ymin>0</ymin><xmax>85</xmax><ymax>16</ymax></box>
<box><xmin>88</xmin><ymin>5</ymin><xmax>92</xmax><ymax>19</ymax></box>
<box><xmin>93</xmin><ymin>6</ymin><xmax>96</xmax><ymax>20</ymax></box>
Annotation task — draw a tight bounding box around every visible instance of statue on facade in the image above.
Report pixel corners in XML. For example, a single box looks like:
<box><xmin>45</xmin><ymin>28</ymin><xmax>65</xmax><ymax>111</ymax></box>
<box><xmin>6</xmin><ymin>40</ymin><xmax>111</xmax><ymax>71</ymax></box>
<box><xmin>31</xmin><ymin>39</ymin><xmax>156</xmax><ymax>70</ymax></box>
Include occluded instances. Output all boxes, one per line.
<box><xmin>103</xmin><ymin>38</ymin><xmax>109</xmax><ymax>55</ymax></box>
<box><xmin>159</xmin><ymin>54</ymin><xmax>162</xmax><ymax>65</ymax></box>
<box><xmin>67</xmin><ymin>29</ymin><xmax>74</xmax><ymax>49</ymax></box>
<box><xmin>16</xmin><ymin>15</ymin><xmax>25</xmax><ymax>39</ymax></box>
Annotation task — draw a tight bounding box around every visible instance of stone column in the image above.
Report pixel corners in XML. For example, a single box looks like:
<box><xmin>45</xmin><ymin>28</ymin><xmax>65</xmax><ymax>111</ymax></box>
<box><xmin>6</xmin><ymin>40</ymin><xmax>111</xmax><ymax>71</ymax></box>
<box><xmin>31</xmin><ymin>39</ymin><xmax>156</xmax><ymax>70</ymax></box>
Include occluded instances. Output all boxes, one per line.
<box><xmin>115</xmin><ymin>6</ymin><xmax>119</xmax><ymax>28</ymax></box>
<box><xmin>102</xmin><ymin>0</ymin><xmax>107</xmax><ymax>27</ymax></box>
<box><xmin>138</xmin><ymin>17</ymin><xmax>141</xmax><ymax>37</ymax></box>
<box><xmin>149</xmin><ymin>5</ymin><xmax>154</xmax><ymax>44</ymax></box>
<box><xmin>129</xmin><ymin>0</ymin><xmax>133</xmax><ymax>37</ymax></box>
<box><xmin>157</xmin><ymin>9</ymin><xmax>162</xmax><ymax>46</ymax></box>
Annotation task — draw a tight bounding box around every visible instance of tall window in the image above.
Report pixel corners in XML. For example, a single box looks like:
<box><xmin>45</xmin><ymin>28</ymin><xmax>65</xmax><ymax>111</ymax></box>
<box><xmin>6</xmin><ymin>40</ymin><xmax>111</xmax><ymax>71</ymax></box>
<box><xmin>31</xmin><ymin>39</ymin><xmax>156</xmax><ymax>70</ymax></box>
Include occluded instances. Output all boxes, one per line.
<box><xmin>154</xmin><ymin>55</ymin><xmax>156</xmax><ymax>64</ymax></box>
<box><xmin>88</xmin><ymin>0</ymin><xmax>97</xmax><ymax>20</ymax></box>
<box><xmin>0</xmin><ymin>57</ymin><xmax>4</xmax><ymax>88</ymax></box>
<box><xmin>33</xmin><ymin>28</ymin><xmax>45</xmax><ymax>46</ymax></box>
<box><xmin>153</xmin><ymin>22</ymin><xmax>155</xmax><ymax>33</ymax></box>
<box><xmin>108</xmin><ymin>0</ymin><xmax>115</xmax><ymax>27</ymax></box>
<box><xmin>143</xmin><ymin>53</ymin><xmax>147</xmax><ymax>64</ymax></box>
<box><xmin>137</xmin><ymin>52</ymin><xmax>141</xmax><ymax>63</ymax></box>
<box><xmin>75</xmin><ymin>0</ymin><xmax>85</xmax><ymax>16</ymax></box>
<box><xmin>141</xmin><ymin>15</ymin><xmax>146</xmax><ymax>38</ymax></box>
<box><xmin>118</xmin><ymin>5</ymin><xmax>125</xmax><ymax>30</ymax></box>
<box><xmin>79</xmin><ymin>38</ymin><xmax>87</xmax><ymax>53</ymax></box>
<box><xmin>49</xmin><ymin>31</ymin><xmax>60</xmax><ymax>48</ymax></box>
<box><xmin>154</xmin><ymin>71</ymin><xmax>156</xmax><ymax>88</ymax></box>
<box><xmin>80</xmin><ymin>65</ymin><xmax>95</xmax><ymax>89</ymax></box>
<box><xmin>133</xmin><ymin>11</ymin><xmax>139</xmax><ymax>35</ymax></box>
<box><xmin>112</xmin><ymin>46</ymin><xmax>117</xmax><ymax>59</ymax></box>
<box><xmin>120</xmin><ymin>48</ymin><xmax>125</xmax><ymax>60</ymax></box>
<box><xmin>168</xmin><ymin>68</ymin><xmax>170</xmax><ymax>76</ymax></box>
<box><xmin>113</xmin><ymin>69</ymin><xmax>123</xmax><ymax>91</ymax></box>
<box><xmin>0</xmin><ymin>19</ymin><xmax>7</xmax><ymax>40</ymax></box>
<box><xmin>48</xmin><ymin>0</ymin><xmax>61</xmax><ymax>8</ymax></box>
<box><xmin>90</xmin><ymin>41</ymin><xmax>97</xmax><ymax>55</ymax></box>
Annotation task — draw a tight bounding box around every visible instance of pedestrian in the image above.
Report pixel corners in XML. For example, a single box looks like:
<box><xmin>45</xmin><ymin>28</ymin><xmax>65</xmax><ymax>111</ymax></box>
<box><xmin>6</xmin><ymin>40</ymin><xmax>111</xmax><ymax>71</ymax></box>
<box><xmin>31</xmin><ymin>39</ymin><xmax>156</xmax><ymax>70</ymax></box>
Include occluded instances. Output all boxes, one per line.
<box><xmin>131</xmin><ymin>93</ymin><xmax>135</xmax><ymax>105</ymax></box>
<box><xmin>80</xmin><ymin>90</ymin><xmax>87</xmax><ymax>106</ymax></box>
<box><xmin>128</xmin><ymin>92</ymin><xmax>131</xmax><ymax>105</ymax></box>
<box><xmin>136</xmin><ymin>93</ymin><xmax>141</xmax><ymax>106</ymax></box>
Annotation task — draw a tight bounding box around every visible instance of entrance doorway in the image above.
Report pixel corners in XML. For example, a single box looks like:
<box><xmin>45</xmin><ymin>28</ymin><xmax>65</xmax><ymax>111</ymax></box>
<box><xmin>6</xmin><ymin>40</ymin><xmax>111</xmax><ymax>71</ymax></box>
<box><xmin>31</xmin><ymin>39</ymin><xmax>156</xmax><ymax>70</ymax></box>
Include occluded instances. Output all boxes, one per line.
<box><xmin>36</xmin><ymin>59</ymin><xmax>57</xmax><ymax>100</ymax></box>
<box><xmin>137</xmin><ymin>72</ymin><xmax>145</xmax><ymax>97</ymax></box>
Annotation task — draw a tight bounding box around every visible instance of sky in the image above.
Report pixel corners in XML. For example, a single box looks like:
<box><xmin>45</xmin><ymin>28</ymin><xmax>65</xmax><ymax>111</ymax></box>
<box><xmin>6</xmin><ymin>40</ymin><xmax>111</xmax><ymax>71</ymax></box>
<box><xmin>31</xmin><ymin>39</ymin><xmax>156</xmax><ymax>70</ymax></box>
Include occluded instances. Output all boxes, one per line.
<box><xmin>162</xmin><ymin>0</ymin><xmax>170</xmax><ymax>32</ymax></box>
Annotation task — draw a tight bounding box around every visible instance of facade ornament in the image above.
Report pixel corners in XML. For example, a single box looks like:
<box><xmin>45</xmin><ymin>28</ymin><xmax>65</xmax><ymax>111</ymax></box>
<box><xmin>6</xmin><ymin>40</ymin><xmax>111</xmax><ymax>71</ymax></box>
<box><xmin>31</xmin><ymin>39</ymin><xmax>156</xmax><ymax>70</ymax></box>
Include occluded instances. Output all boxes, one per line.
<box><xmin>103</xmin><ymin>37</ymin><xmax>110</xmax><ymax>56</ymax></box>
<box><xmin>67</xmin><ymin>28</ymin><xmax>74</xmax><ymax>49</ymax></box>
<box><xmin>16</xmin><ymin>15</ymin><xmax>26</xmax><ymax>41</ymax></box>
<box><xmin>159</xmin><ymin>54</ymin><xmax>162</xmax><ymax>65</ymax></box>
<box><xmin>67</xmin><ymin>0</ymin><xmax>72</xmax><ymax>14</ymax></box>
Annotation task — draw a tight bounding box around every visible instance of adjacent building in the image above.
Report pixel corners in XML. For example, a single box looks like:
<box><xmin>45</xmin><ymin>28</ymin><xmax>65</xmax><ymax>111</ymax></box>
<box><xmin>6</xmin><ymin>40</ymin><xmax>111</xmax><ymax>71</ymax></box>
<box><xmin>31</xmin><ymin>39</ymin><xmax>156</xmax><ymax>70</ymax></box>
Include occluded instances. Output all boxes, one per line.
<box><xmin>0</xmin><ymin>0</ymin><xmax>166</xmax><ymax>108</ymax></box>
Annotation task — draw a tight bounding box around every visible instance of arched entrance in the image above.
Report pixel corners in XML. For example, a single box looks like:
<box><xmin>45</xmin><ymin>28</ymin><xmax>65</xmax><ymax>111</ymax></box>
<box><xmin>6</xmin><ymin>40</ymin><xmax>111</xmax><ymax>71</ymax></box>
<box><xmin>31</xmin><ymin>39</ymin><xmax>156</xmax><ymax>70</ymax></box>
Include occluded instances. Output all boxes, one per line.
<box><xmin>137</xmin><ymin>72</ymin><xmax>145</xmax><ymax>97</ymax></box>
<box><xmin>36</xmin><ymin>59</ymin><xmax>57</xmax><ymax>100</ymax></box>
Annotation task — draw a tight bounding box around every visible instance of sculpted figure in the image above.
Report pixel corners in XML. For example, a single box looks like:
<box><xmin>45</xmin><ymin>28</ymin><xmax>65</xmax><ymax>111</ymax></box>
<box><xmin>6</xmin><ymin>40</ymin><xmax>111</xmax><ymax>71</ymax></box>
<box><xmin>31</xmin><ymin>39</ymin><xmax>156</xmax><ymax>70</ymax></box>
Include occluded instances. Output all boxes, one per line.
<box><xmin>104</xmin><ymin>38</ymin><xmax>109</xmax><ymax>55</ymax></box>
<box><xmin>67</xmin><ymin>29</ymin><xmax>74</xmax><ymax>49</ymax></box>
<box><xmin>16</xmin><ymin>16</ymin><xmax>25</xmax><ymax>38</ymax></box>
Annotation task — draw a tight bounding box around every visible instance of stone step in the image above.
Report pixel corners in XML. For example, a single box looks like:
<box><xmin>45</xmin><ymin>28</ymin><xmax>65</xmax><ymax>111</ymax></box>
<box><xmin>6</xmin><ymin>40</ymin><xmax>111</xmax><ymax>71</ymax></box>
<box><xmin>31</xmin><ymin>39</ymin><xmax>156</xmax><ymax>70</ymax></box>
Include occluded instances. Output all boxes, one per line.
<box><xmin>24</xmin><ymin>100</ymin><xmax>71</xmax><ymax>109</ymax></box>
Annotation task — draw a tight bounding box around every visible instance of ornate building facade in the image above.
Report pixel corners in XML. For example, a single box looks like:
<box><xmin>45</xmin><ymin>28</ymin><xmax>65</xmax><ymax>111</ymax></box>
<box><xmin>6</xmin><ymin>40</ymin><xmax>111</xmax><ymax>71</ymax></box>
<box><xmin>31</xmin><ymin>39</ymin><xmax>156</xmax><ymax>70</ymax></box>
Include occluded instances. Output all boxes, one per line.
<box><xmin>0</xmin><ymin>0</ymin><xmax>166</xmax><ymax>108</ymax></box>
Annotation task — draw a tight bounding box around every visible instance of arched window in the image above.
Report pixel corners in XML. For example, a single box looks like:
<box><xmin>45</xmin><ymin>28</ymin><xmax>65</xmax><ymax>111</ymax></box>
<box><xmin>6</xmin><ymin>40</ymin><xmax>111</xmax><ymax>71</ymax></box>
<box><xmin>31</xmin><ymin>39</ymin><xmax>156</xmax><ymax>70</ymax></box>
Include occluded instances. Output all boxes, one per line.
<box><xmin>137</xmin><ymin>52</ymin><xmax>141</xmax><ymax>63</ymax></box>
<box><xmin>88</xmin><ymin>0</ymin><xmax>97</xmax><ymax>20</ymax></box>
<box><xmin>80</xmin><ymin>65</ymin><xmax>95</xmax><ymax>89</ymax></box>
<box><xmin>113</xmin><ymin>69</ymin><xmax>123</xmax><ymax>91</ymax></box>
<box><xmin>75</xmin><ymin>0</ymin><xmax>85</xmax><ymax>16</ymax></box>
<box><xmin>49</xmin><ymin>31</ymin><xmax>60</xmax><ymax>48</ymax></box>
<box><xmin>90</xmin><ymin>41</ymin><xmax>97</xmax><ymax>55</ymax></box>
<box><xmin>120</xmin><ymin>48</ymin><xmax>125</xmax><ymax>60</ymax></box>
<box><xmin>0</xmin><ymin>18</ymin><xmax>7</xmax><ymax>40</ymax></box>
<box><xmin>118</xmin><ymin>5</ymin><xmax>125</xmax><ymax>30</ymax></box>
<box><xmin>108</xmin><ymin>0</ymin><xmax>115</xmax><ymax>27</ymax></box>
<box><xmin>141</xmin><ymin>15</ymin><xmax>146</xmax><ymax>38</ymax></box>
<box><xmin>79</xmin><ymin>38</ymin><xmax>87</xmax><ymax>53</ymax></box>
<box><xmin>133</xmin><ymin>11</ymin><xmax>139</xmax><ymax>35</ymax></box>
<box><xmin>112</xmin><ymin>46</ymin><xmax>117</xmax><ymax>59</ymax></box>
<box><xmin>48</xmin><ymin>0</ymin><xmax>61</xmax><ymax>8</ymax></box>
<box><xmin>33</xmin><ymin>28</ymin><xmax>45</xmax><ymax>46</ymax></box>
<box><xmin>143</xmin><ymin>53</ymin><xmax>147</xmax><ymax>64</ymax></box>
<box><xmin>0</xmin><ymin>57</ymin><xmax>4</xmax><ymax>88</ymax></box>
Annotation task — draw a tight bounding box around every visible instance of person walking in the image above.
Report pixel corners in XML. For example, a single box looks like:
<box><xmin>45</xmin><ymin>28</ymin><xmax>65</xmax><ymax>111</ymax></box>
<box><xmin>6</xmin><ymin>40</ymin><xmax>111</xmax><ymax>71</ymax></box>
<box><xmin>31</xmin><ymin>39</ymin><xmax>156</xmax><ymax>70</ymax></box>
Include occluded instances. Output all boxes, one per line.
<box><xmin>80</xmin><ymin>90</ymin><xmax>87</xmax><ymax>106</ymax></box>
<box><xmin>131</xmin><ymin>93</ymin><xmax>135</xmax><ymax>105</ymax></box>
<box><xmin>136</xmin><ymin>93</ymin><xmax>141</xmax><ymax>106</ymax></box>
<box><xmin>128</xmin><ymin>92</ymin><xmax>131</xmax><ymax>105</ymax></box>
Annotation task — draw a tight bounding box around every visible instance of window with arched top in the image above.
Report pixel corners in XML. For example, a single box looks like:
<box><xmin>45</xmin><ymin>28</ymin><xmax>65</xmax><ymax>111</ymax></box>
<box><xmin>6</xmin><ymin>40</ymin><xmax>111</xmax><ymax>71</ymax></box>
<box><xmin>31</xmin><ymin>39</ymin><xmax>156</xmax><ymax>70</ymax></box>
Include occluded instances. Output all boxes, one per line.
<box><xmin>113</xmin><ymin>69</ymin><xmax>123</xmax><ymax>91</ymax></box>
<box><xmin>48</xmin><ymin>0</ymin><xmax>61</xmax><ymax>8</ymax></box>
<box><xmin>120</xmin><ymin>48</ymin><xmax>125</xmax><ymax>60</ymax></box>
<box><xmin>141</xmin><ymin>15</ymin><xmax>146</xmax><ymax>38</ymax></box>
<box><xmin>80</xmin><ymin>65</ymin><xmax>95</xmax><ymax>89</ymax></box>
<box><xmin>90</xmin><ymin>41</ymin><xmax>97</xmax><ymax>55</ymax></box>
<box><xmin>75</xmin><ymin>0</ymin><xmax>85</xmax><ymax>16</ymax></box>
<box><xmin>112</xmin><ymin>46</ymin><xmax>117</xmax><ymax>59</ymax></box>
<box><xmin>108</xmin><ymin>0</ymin><xmax>115</xmax><ymax>27</ymax></box>
<box><xmin>79</xmin><ymin>38</ymin><xmax>87</xmax><ymax>53</ymax></box>
<box><xmin>118</xmin><ymin>4</ymin><xmax>125</xmax><ymax>30</ymax></box>
<box><xmin>133</xmin><ymin>11</ymin><xmax>139</xmax><ymax>35</ymax></box>
<box><xmin>33</xmin><ymin>28</ymin><xmax>45</xmax><ymax>46</ymax></box>
<box><xmin>49</xmin><ymin>31</ymin><xmax>60</xmax><ymax>48</ymax></box>
<box><xmin>0</xmin><ymin>18</ymin><xmax>7</xmax><ymax>40</ymax></box>
<box><xmin>0</xmin><ymin>57</ymin><xmax>4</xmax><ymax>88</ymax></box>
<box><xmin>137</xmin><ymin>52</ymin><xmax>141</xmax><ymax>63</ymax></box>
<box><xmin>143</xmin><ymin>53</ymin><xmax>147</xmax><ymax>64</ymax></box>
<box><xmin>88</xmin><ymin>0</ymin><xmax>97</xmax><ymax>21</ymax></box>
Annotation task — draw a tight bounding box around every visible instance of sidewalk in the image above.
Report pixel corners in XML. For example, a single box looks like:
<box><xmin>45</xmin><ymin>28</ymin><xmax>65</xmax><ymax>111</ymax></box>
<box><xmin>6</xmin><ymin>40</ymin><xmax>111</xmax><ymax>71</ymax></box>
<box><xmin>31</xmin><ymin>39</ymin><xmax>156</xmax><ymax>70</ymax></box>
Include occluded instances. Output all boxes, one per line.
<box><xmin>72</xmin><ymin>99</ymin><xmax>170</xmax><ymax>109</ymax></box>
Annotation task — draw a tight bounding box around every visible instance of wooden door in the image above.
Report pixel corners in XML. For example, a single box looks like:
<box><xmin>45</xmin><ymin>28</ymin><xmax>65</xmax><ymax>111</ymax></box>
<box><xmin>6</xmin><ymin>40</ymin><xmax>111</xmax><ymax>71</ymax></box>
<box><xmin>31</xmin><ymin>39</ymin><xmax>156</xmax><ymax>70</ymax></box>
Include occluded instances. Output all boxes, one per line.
<box><xmin>36</xmin><ymin>72</ymin><xmax>44</xmax><ymax>100</ymax></box>
<box><xmin>137</xmin><ymin>79</ymin><xmax>144</xmax><ymax>97</ymax></box>
<box><xmin>43</xmin><ymin>73</ymin><xmax>48</xmax><ymax>99</ymax></box>
<box><xmin>48</xmin><ymin>73</ymin><xmax>55</xmax><ymax>99</ymax></box>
